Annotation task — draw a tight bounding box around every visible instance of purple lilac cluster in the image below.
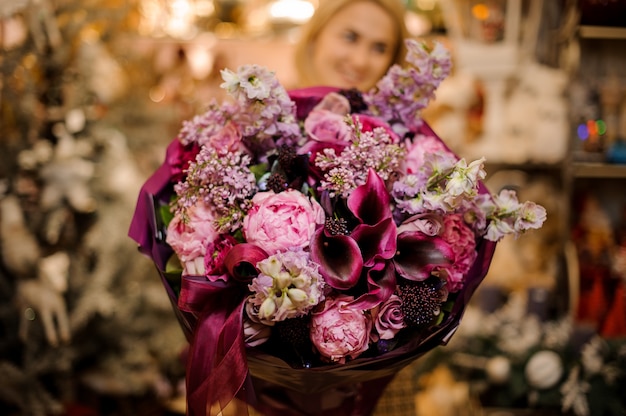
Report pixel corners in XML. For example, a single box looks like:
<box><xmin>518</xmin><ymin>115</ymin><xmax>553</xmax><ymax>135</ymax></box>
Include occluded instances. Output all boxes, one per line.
<box><xmin>364</xmin><ymin>39</ymin><xmax>452</xmax><ymax>133</ymax></box>
<box><xmin>172</xmin><ymin>146</ymin><xmax>257</xmax><ymax>233</ymax></box>
<box><xmin>176</xmin><ymin>101</ymin><xmax>235</xmax><ymax>147</ymax></box>
<box><xmin>314</xmin><ymin>117</ymin><xmax>405</xmax><ymax>197</ymax></box>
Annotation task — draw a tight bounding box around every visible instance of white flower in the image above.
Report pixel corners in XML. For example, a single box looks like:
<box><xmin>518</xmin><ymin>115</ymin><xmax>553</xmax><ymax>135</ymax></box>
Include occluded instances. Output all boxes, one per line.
<box><xmin>247</xmin><ymin>249</ymin><xmax>325</xmax><ymax>323</ymax></box>
<box><xmin>219</xmin><ymin>68</ymin><xmax>240</xmax><ymax>94</ymax></box>
<box><xmin>561</xmin><ymin>366</ymin><xmax>590</xmax><ymax>416</ymax></box>
<box><xmin>580</xmin><ymin>336</ymin><xmax>605</xmax><ymax>375</ymax></box>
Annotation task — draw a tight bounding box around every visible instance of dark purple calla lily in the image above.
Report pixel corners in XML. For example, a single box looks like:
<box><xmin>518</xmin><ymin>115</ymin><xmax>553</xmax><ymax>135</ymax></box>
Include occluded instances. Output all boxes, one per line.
<box><xmin>349</xmin><ymin>258</ymin><xmax>396</xmax><ymax>311</ymax></box>
<box><xmin>224</xmin><ymin>243</ymin><xmax>269</xmax><ymax>283</ymax></box>
<box><xmin>394</xmin><ymin>231</ymin><xmax>454</xmax><ymax>282</ymax></box>
<box><xmin>350</xmin><ymin>217</ymin><xmax>397</xmax><ymax>267</ymax></box>
<box><xmin>310</xmin><ymin>227</ymin><xmax>363</xmax><ymax>290</ymax></box>
<box><xmin>348</xmin><ymin>169</ymin><xmax>392</xmax><ymax>226</ymax></box>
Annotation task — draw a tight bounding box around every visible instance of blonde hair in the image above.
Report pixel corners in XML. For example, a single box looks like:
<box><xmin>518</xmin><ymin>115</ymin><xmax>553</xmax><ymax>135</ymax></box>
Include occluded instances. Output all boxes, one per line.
<box><xmin>294</xmin><ymin>0</ymin><xmax>409</xmax><ymax>88</ymax></box>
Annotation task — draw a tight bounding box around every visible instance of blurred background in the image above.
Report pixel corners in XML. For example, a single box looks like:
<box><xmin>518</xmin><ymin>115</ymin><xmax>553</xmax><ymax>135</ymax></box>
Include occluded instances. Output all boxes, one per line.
<box><xmin>1</xmin><ymin>0</ymin><xmax>625</xmax><ymax>415</ymax></box>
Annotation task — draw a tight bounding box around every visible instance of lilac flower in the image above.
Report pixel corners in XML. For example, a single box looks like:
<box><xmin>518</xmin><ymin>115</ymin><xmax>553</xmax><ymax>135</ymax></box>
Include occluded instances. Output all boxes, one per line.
<box><xmin>247</xmin><ymin>249</ymin><xmax>326</xmax><ymax>324</ymax></box>
<box><xmin>315</xmin><ymin>117</ymin><xmax>405</xmax><ymax>197</ymax></box>
<box><xmin>176</xmin><ymin>101</ymin><xmax>236</xmax><ymax>146</ymax></box>
<box><xmin>364</xmin><ymin>39</ymin><xmax>452</xmax><ymax>130</ymax></box>
<box><xmin>172</xmin><ymin>147</ymin><xmax>257</xmax><ymax>233</ymax></box>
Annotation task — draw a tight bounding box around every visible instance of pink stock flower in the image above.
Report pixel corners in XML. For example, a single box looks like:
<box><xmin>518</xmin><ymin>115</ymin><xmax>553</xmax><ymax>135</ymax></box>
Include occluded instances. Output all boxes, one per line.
<box><xmin>310</xmin><ymin>295</ymin><xmax>372</xmax><ymax>363</ymax></box>
<box><xmin>166</xmin><ymin>201</ymin><xmax>219</xmax><ymax>273</ymax></box>
<box><xmin>243</xmin><ymin>190</ymin><xmax>325</xmax><ymax>255</ymax></box>
<box><xmin>439</xmin><ymin>214</ymin><xmax>477</xmax><ymax>292</ymax></box>
<box><xmin>372</xmin><ymin>294</ymin><xmax>405</xmax><ymax>341</ymax></box>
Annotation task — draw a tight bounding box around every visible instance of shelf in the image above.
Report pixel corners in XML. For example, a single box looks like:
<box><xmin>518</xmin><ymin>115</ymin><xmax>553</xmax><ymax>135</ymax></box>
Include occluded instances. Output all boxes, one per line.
<box><xmin>578</xmin><ymin>25</ymin><xmax>626</xmax><ymax>39</ymax></box>
<box><xmin>572</xmin><ymin>162</ymin><xmax>626</xmax><ymax>178</ymax></box>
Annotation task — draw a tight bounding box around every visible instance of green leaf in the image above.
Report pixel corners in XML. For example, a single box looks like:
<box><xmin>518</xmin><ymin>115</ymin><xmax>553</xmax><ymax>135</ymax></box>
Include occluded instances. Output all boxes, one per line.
<box><xmin>250</xmin><ymin>162</ymin><xmax>269</xmax><ymax>180</ymax></box>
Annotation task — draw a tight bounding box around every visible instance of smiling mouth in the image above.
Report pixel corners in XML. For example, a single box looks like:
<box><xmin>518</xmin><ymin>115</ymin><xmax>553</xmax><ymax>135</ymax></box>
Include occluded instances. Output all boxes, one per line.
<box><xmin>339</xmin><ymin>71</ymin><xmax>363</xmax><ymax>87</ymax></box>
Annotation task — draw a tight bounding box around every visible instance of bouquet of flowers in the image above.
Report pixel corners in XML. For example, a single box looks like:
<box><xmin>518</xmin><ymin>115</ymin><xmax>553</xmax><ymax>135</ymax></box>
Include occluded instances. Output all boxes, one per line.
<box><xmin>129</xmin><ymin>39</ymin><xmax>546</xmax><ymax>416</ymax></box>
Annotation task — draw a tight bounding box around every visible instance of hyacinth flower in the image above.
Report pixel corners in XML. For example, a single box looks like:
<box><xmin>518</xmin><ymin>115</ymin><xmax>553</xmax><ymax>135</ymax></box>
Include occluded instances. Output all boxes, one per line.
<box><xmin>246</xmin><ymin>249</ymin><xmax>326</xmax><ymax>325</ymax></box>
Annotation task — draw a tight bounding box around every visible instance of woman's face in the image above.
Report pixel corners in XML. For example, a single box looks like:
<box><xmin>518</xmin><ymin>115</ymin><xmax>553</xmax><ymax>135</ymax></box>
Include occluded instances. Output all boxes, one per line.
<box><xmin>310</xmin><ymin>1</ymin><xmax>398</xmax><ymax>91</ymax></box>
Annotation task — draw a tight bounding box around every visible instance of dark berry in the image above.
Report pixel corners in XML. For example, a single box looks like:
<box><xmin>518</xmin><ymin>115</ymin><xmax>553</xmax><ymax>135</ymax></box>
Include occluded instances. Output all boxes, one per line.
<box><xmin>397</xmin><ymin>278</ymin><xmax>446</xmax><ymax>328</ymax></box>
<box><xmin>339</xmin><ymin>88</ymin><xmax>368</xmax><ymax>113</ymax></box>
<box><xmin>275</xmin><ymin>316</ymin><xmax>311</xmax><ymax>348</ymax></box>
<box><xmin>325</xmin><ymin>217</ymin><xmax>348</xmax><ymax>235</ymax></box>
<box><xmin>267</xmin><ymin>172</ymin><xmax>287</xmax><ymax>193</ymax></box>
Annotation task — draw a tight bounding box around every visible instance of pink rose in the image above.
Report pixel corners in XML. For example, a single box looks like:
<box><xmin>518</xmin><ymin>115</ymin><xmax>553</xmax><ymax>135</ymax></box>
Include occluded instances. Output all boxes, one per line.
<box><xmin>243</xmin><ymin>190</ymin><xmax>325</xmax><ymax>255</ymax></box>
<box><xmin>310</xmin><ymin>295</ymin><xmax>371</xmax><ymax>363</ymax></box>
<box><xmin>439</xmin><ymin>214</ymin><xmax>477</xmax><ymax>292</ymax></box>
<box><xmin>314</xmin><ymin>91</ymin><xmax>351</xmax><ymax>114</ymax></box>
<box><xmin>397</xmin><ymin>213</ymin><xmax>443</xmax><ymax>237</ymax></box>
<box><xmin>243</xmin><ymin>302</ymin><xmax>272</xmax><ymax>347</ymax></box>
<box><xmin>304</xmin><ymin>93</ymin><xmax>352</xmax><ymax>145</ymax></box>
<box><xmin>166</xmin><ymin>202</ymin><xmax>218</xmax><ymax>274</ymax></box>
<box><xmin>201</xmin><ymin>121</ymin><xmax>245</xmax><ymax>155</ymax></box>
<box><xmin>372</xmin><ymin>294</ymin><xmax>405</xmax><ymax>341</ymax></box>
<box><xmin>403</xmin><ymin>135</ymin><xmax>455</xmax><ymax>174</ymax></box>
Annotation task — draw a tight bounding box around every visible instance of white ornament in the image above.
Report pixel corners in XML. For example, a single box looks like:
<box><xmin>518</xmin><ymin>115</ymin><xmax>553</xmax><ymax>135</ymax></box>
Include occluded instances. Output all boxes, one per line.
<box><xmin>525</xmin><ymin>350</ymin><xmax>563</xmax><ymax>389</ymax></box>
<box><xmin>486</xmin><ymin>355</ymin><xmax>511</xmax><ymax>384</ymax></box>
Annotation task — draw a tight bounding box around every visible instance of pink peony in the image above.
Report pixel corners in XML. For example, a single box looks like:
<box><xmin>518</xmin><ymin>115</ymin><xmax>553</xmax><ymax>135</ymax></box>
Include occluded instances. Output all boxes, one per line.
<box><xmin>243</xmin><ymin>190</ymin><xmax>325</xmax><ymax>255</ymax></box>
<box><xmin>372</xmin><ymin>294</ymin><xmax>405</xmax><ymax>341</ymax></box>
<box><xmin>310</xmin><ymin>295</ymin><xmax>371</xmax><ymax>363</ymax></box>
<box><xmin>166</xmin><ymin>201</ymin><xmax>219</xmax><ymax>275</ymax></box>
<box><xmin>403</xmin><ymin>135</ymin><xmax>454</xmax><ymax>174</ymax></box>
<box><xmin>439</xmin><ymin>214</ymin><xmax>477</xmax><ymax>292</ymax></box>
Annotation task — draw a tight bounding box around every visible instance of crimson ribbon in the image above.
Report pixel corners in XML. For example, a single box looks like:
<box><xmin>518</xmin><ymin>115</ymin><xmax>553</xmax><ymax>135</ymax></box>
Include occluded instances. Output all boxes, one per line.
<box><xmin>178</xmin><ymin>275</ymin><xmax>252</xmax><ymax>416</ymax></box>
